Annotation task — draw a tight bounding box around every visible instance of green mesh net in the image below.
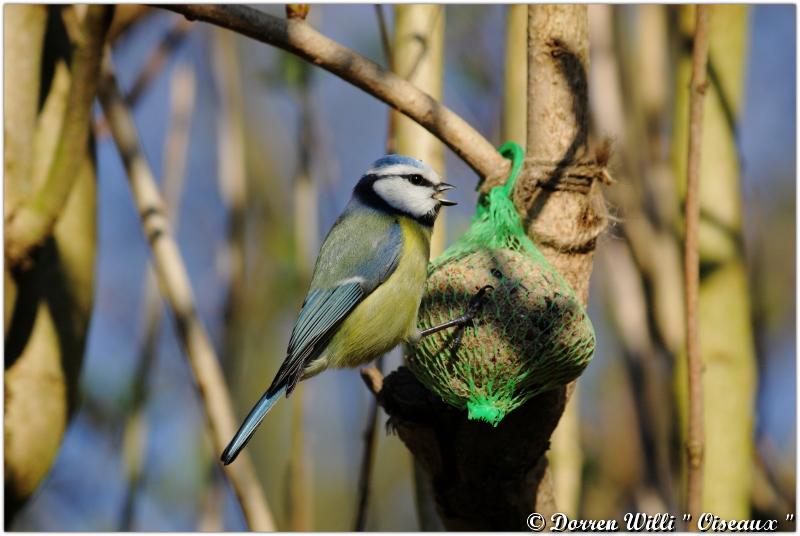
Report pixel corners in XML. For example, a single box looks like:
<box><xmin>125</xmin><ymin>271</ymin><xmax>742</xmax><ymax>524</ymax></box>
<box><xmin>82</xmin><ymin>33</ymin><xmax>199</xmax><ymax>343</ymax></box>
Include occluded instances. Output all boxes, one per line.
<box><xmin>407</xmin><ymin>142</ymin><xmax>596</xmax><ymax>426</ymax></box>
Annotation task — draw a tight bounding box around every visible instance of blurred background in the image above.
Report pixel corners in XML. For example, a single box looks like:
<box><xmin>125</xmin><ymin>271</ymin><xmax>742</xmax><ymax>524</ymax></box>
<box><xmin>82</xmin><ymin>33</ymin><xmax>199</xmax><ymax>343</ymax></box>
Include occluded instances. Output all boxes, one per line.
<box><xmin>7</xmin><ymin>4</ymin><xmax>795</xmax><ymax>531</ymax></box>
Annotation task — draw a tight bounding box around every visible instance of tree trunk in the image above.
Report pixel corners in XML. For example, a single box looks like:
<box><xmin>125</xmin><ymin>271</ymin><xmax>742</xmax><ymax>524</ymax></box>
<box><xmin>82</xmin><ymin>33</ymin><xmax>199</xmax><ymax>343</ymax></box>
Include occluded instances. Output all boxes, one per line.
<box><xmin>671</xmin><ymin>5</ymin><xmax>755</xmax><ymax>519</ymax></box>
<box><xmin>371</xmin><ymin>5</ymin><xmax>606</xmax><ymax>530</ymax></box>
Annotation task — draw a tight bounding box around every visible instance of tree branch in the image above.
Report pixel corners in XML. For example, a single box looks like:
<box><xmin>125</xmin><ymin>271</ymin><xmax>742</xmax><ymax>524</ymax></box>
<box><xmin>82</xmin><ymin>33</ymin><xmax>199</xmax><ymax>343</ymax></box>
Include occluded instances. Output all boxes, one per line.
<box><xmin>4</xmin><ymin>5</ymin><xmax>111</xmax><ymax>271</ymax></box>
<box><xmin>97</xmin><ymin>56</ymin><xmax>276</xmax><ymax>532</ymax></box>
<box><xmin>161</xmin><ymin>4</ymin><xmax>508</xmax><ymax>181</ymax></box>
<box><xmin>684</xmin><ymin>5</ymin><xmax>711</xmax><ymax>528</ymax></box>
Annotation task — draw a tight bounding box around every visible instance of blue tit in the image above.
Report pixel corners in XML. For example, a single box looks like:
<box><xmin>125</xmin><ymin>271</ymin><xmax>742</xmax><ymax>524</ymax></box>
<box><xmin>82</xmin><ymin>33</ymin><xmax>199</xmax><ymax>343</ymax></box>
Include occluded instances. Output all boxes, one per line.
<box><xmin>221</xmin><ymin>155</ymin><xmax>459</xmax><ymax>465</ymax></box>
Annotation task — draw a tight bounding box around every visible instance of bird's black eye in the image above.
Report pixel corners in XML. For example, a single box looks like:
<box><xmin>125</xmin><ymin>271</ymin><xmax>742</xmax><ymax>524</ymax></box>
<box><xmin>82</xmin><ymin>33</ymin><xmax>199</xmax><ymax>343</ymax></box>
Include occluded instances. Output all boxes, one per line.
<box><xmin>408</xmin><ymin>174</ymin><xmax>425</xmax><ymax>186</ymax></box>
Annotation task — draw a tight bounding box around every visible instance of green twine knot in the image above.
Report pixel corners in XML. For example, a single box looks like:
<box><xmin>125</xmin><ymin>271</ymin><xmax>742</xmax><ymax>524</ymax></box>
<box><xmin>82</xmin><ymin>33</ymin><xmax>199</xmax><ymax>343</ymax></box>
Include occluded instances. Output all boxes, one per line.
<box><xmin>431</xmin><ymin>141</ymin><xmax>540</xmax><ymax>270</ymax></box>
<box><xmin>476</xmin><ymin>141</ymin><xmax>525</xmax><ymax>218</ymax></box>
<box><xmin>470</xmin><ymin>141</ymin><xmax>532</xmax><ymax>254</ymax></box>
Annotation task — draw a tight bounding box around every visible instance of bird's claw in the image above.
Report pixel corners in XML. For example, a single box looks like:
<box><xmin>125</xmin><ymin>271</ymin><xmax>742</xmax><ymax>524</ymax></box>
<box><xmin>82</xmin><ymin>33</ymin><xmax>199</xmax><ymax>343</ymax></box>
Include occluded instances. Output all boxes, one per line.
<box><xmin>465</xmin><ymin>284</ymin><xmax>494</xmax><ymax>320</ymax></box>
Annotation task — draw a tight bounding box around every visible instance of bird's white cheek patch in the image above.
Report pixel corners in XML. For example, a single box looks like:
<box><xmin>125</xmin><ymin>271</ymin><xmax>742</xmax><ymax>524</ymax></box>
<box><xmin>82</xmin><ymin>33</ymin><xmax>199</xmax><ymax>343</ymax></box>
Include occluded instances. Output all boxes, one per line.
<box><xmin>373</xmin><ymin>178</ymin><xmax>437</xmax><ymax>218</ymax></box>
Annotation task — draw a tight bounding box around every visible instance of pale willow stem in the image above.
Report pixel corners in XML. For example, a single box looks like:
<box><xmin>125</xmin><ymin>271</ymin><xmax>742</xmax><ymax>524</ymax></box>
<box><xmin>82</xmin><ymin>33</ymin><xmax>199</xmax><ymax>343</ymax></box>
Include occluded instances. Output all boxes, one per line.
<box><xmin>97</xmin><ymin>57</ymin><xmax>276</xmax><ymax>532</ymax></box>
<box><xmin>684</xmin><ymin>5</ymin><xmax>711</xmax><ymax>530</ymax></box>
<box><xmin>393</xmin><ymin>5</ymin><xmax>446</xmax><ymax>258</ymax></box>
<box><xmin>353</xmin><ymin>7</ymin><xmax>396</xmax><ymax>530</ymax></box>
<box><xmin>163</xmin><ymin>4</ymin><xmax>508</xmax><ymax>182</ymax></box>
<box><xmin>502</xmin><ymin>4</ymin><xmax>527</xmax><ymax>147</ymax></box>
<box><xmin>4</xmin><ymin>5</ymin><xmax>109</xmax><ymax>270</ymax></box>
<box><xmin>353</xmin><ymin>5</ymin><xmax>448</xmax><ymax>530</ymax></box>
<box><xmin>287</xmin><ymin>54</ymin><xmax>317</xmax><ymax>534</ymax></box>
<box><xmin>3</xmin><ymin>4</ymin><xmax>46</xmax><ymax>209</ymax></box>
<box><xmin>391</xmin><ymin>5</ymin><xmax>447</xmax><ymax>531</ymax></box>
<box><xmin>119</xmin><ymin>61</ymin><xmax>195</xmax><ymax>531</ymax></box>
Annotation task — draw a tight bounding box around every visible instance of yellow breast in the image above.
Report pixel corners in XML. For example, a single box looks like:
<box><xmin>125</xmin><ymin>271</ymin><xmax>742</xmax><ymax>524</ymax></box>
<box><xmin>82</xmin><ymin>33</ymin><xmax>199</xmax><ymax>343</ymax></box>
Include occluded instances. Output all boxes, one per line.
<box><xmin>325</xmin><ymin>217</ymin><xmax>430</xmax><ymax>369</ymax></box>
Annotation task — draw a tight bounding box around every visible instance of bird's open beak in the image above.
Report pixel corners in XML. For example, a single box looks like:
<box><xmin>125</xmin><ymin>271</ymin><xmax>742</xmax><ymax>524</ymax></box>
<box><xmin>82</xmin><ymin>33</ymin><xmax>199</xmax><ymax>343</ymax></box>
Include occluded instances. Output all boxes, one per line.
<box><xmin>435</xmin><ymin>182</ymin><xmax>457</xmax><ymax>206</ymax></box>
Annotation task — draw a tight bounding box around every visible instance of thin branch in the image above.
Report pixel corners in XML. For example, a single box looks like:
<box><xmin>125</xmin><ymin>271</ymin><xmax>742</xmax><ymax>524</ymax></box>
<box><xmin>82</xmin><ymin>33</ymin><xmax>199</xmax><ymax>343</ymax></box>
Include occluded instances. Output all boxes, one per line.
<box><xmin>285</xmin><ymin>36</ymin><xmax>317</xmax><ymax>531</ymax></box>
<box><xmin>107</xmin><ymin>5</ymin><xmax>153</xmax><ymax>43</ymax></box>
<box><xmin>5</xmin><ymin>5</ymin><xmax>111</xmax><ymax>270</ymax></box>
<box><xmin>162</xmin><ymin>4</ymin><xmax>508</xmax><ymax>181</ymax></box>
<box><xmin>118</xmin><ymin>61</ymin><xmax>195</xmax><ymax>530</ymax></box>
<box><xmin>355</xmin><ymin>6</ymin><xmax>449</xmax><ymax>526</ymax></box>
<box><xmin>95</xmin><ymin>16</ymin><xmax>192</xmax><ymax>139</ymax></box>
<box><xmin>354</xmin><ymin>365</ymin><xmax>382</xmax><ymax>531</ymax></box>
<box><xmin>212</xmin><ymin>26</ymin><xmax>248</xmax><ymax>330</ymax></box>
<box><xmin>374</xmin><ymin>5</ymin><xmax>393</xmax><ymax>71</ymax></box>
<box><xmin>374</xmin><ymin>4</ymin><xmax>396</xmax><ymax>154</ymax></box>
<box><xmin>351</xmin><ymin>7</ymin><xmax>398</xmax><ymax>528</ymax></box>
<box><xmin>684</xmin><ymin>5</ymin><xmax>711</xmax><ymax>528</ymax></box>
<box><xmin>97</xmin><ymin>56</ymin><xmax>276</xmax><ymax>532</ymax></box>
<box><xmin>127</xmin><ymin>17</ymin><xmax>192</xmax><ymax>105</ymax></box>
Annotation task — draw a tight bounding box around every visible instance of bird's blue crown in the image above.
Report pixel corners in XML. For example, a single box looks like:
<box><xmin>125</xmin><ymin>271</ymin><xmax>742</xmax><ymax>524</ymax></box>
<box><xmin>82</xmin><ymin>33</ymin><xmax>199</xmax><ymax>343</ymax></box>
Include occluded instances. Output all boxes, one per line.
<box><xmin>368</xmin><ymin>154</ymin><xmax>427</xmax><ymax>171</ymax></box>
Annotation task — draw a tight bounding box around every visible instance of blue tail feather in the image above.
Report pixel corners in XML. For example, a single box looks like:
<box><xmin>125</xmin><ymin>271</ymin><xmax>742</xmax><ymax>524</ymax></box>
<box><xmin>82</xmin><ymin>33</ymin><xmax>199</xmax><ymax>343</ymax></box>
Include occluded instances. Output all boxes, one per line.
<box><xmin>221</xmin><ymin>386</ymin><xmax>286</xmax><ymax>465</ymax></box>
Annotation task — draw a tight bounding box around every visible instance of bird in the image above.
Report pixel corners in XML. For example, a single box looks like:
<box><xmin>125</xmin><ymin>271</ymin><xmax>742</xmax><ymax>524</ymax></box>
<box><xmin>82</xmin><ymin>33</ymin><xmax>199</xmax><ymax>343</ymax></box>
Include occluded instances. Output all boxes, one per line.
<box><xmin>221</xmin><ymin>154</ymin><xmax>464</xmax><ymax>465</ymax></box>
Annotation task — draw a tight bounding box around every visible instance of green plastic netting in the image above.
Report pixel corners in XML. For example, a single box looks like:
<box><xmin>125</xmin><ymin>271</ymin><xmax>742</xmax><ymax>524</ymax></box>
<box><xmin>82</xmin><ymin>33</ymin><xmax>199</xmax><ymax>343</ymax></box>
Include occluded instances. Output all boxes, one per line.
<box><xmin>407</xmin><ymin>142</ymin><xmax>596</xmax><ymax>426</ymax></box>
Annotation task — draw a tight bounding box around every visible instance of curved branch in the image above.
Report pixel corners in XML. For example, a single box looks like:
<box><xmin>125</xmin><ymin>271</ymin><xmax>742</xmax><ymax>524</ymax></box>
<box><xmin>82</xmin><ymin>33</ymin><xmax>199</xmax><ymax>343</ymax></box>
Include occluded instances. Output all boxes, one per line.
<box><xmin>5</xmin><ymin>5</ymin><xmax>111</xmax><ymax>270</ymax></box>
<box><xmin>162</xmin><ymin>4</ymin><xmax>508</xmax><ymax>181</ymax></box>
<box><xmin>97</xmin><ymin>56</ymin><xmax>276</xmax><ymax>532</ymax></box>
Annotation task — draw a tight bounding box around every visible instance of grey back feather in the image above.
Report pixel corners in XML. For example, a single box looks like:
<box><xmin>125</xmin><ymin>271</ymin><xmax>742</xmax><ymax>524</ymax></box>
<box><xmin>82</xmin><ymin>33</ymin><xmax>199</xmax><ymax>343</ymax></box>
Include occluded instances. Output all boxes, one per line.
<box><xmin>267</xmin><ymin>203</ymin><xmax>403</xmax><ymax>395</ymax></box>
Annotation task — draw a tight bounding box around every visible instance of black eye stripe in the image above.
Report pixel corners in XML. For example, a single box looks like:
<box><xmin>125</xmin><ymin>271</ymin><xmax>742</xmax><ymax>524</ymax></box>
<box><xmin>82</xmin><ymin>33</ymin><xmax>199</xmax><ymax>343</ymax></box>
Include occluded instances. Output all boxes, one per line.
<box><xmin>404</xmin><ymin>174</ymin><xmax>434</xmax><ymax>188</ymax></box>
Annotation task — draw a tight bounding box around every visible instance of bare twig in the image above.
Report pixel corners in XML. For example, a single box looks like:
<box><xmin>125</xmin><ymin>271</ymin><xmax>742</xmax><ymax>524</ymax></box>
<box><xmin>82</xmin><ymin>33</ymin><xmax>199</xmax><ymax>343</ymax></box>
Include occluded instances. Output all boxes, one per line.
<box><xmin>285</xmin><ymin>41</ymin><xmax>317</xmax><ymax>531</ymax></box>
<box><xmin>97</xmin><ymin>56</ymin><xmax>276</xmax><ymax>532</ymax></box>
<box><xmin>107</xmin><ymin>5</ymin><xmax>152</xmax><ymax>42</ymax></box>
<box><xmin>374</xmin><ymin>4</ymin><xmax>396</xmax><ymax>154</ymax></box>
<box><xmin>354</xmin><ymin>366</ymin><xmax>382</xmax><ymax>531</ymax></box>
<box><xmin>212</xmin><ymin>26</ymin><xmax>248</xmax><ymax>355</ymax></box>
<box><xmin>4</xmin><ymin>5</ymin><xmax>110</xmax><ymax>270</ymax></box>
<box><xmin>128</xmin><ymin>17</ymin><xmax>193</xmax><ymax>106</ymax></box>
<box><xmin>95</xmin><ymin>16</ymin><xmax>192</xmax><ymax>138</ymax></box>
<box><xmin>360</xmin><ymin>367</ymin><xmax>384</xmax><ymax>396</ymax></box>
<box><xmin>119</xmin><ymin>62</ymin><xmax>195</xmax><ymax>530</ymax></box>
<box><xmin>374</xmin><ymin>5</ymin><xmax>393</xmax><ymax>71</ymax></box>
<box><xmin>392</xmin><ymin>7</ymin><xmax>450</xmax><ymax>531</ymax></box>
<box><xmin>354</xmin><ymin>7</ymin><xmax>448</xmax><ymax>528</ymax></box>
<box><xmin>162</xmin><ymin>4</ymin><xmax>508</xmax><ymax>181</ymax></box>
<box><xmin>684</xmin><ymin>5</ymin><xmax>711</xmax><ymax>528</ymax></box>
<box><xmin>352</xmin><ymin>8</ymin><xmax>397</xmax><ymax>529</ymax></box>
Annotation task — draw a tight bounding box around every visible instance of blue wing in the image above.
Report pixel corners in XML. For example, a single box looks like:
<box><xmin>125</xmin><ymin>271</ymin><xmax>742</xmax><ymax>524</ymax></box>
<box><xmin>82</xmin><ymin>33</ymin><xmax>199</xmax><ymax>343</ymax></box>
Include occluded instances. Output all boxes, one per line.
<box><xmin>222</xmin><ymin>209</ymin><xmax>403</xmax><ymax>464</ymax></box>
<box><xmin>267</xmin><ymin>212</ymin><xmax>403</xmax><ymax>396</ymax></box>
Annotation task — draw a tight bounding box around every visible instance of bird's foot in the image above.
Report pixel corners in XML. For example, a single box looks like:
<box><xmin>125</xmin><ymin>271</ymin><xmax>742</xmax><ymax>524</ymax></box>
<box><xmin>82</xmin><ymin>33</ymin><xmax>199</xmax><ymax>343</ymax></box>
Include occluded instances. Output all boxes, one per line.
<box><xmin>419</xmin><ymin>285</ymin><xmax>494</xmax><ymax>338</ymax></box>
